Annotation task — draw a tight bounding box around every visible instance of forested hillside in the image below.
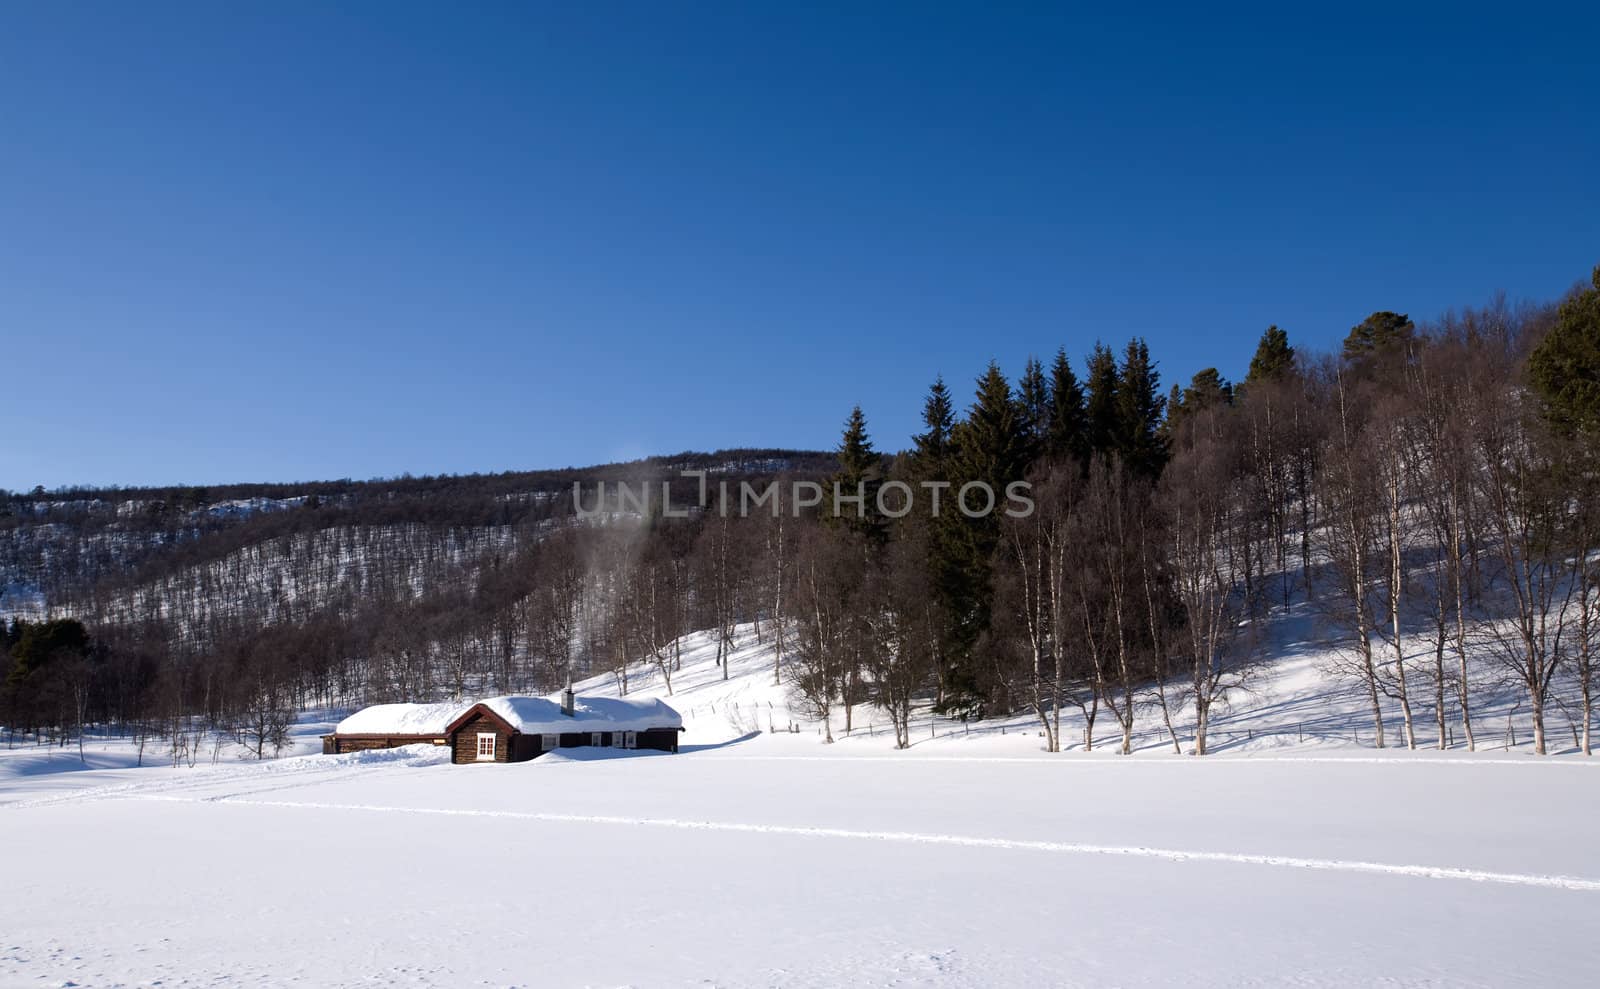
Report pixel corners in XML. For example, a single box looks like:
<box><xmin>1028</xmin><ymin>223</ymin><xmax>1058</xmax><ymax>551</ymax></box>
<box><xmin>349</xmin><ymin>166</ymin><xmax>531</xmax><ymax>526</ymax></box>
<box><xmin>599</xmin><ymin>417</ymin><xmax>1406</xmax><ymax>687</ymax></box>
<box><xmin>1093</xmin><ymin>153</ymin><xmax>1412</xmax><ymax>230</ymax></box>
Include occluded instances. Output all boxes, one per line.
<box><xmin>4</xmin><ymin>266</ymin><xmax>1597</xmax><ymax>761</ymax></box>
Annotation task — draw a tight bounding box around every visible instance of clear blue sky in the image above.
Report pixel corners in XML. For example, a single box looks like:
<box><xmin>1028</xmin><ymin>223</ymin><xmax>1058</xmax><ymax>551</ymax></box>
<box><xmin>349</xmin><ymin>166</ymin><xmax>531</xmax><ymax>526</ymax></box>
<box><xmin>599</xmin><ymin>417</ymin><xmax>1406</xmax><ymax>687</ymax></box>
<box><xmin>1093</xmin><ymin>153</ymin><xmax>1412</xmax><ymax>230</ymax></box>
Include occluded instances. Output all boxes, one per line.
<box><xmin>3</xmin><ymin>3</ymin><xmax>1596</xmax><ymax>490</ymax></box>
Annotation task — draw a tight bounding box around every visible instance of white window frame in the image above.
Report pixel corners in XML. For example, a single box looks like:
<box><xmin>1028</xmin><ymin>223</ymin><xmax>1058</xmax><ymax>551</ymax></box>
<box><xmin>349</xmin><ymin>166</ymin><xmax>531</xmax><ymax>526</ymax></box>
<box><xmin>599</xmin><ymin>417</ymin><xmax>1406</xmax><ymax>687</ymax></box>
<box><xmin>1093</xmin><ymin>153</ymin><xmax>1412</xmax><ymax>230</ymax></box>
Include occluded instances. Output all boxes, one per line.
<box><xmin>542</xmin><ymin>733</ymin><xmax>561</xmax><ymax>751</ymax></box>
<box><xmin>591</xmin><ymin>732</ymin><xmax>604</xmax><ymax>747</ymax></box>
<box><xmin>475</xmin><ymin>732</ymin><xmax>496</xmax><ymax>761</ymax></box>
<box><xmin>622</xmin><ymin>730</ymin><xmax>637</xmax><ymax>750</ymax></box>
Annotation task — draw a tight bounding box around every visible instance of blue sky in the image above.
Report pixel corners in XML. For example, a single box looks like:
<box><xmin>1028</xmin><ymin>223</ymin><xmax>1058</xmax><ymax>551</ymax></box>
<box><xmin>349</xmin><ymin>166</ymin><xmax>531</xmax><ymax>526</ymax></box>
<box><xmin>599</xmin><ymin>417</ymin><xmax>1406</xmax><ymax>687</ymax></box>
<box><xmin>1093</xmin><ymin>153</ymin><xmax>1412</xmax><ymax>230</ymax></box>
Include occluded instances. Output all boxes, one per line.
<box><xmin>3</xmin><ymin>3</ymin><xmax>1596</xmax><ymax>489</ymax></box>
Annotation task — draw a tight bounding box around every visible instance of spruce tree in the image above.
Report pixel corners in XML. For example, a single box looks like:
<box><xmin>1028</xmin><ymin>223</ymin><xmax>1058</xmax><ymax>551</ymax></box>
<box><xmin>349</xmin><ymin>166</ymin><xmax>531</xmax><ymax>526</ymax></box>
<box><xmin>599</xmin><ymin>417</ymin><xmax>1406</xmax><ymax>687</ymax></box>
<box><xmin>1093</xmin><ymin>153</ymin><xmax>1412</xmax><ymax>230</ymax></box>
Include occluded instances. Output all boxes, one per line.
<box><xmin>912</xmin><ymin>377</ymin><xmax>955</xmax><ymax>469</ymax></box>
<box><xmin>1115</xmin><ymin>338</ymin><xmax>1168</xmax><ymax>478</ymax></box>
<box><xmin>955</xmin><ymin>362</ymin><xmax>1032</xmax><ymax>497</ymax></box>
<box><xmin>1046</xmin><ymin>347</ymin><xmax>1088</xmax><ymax>464</ymax></box>
<box><xmin>937</xmin><ymin>362</ymin><xmax>1031</xmax><ymax>715</ymax></box>
<box><xmin>909</xmin><ymin>376</ymin><xmax>970</xmax><ymax>712</ymax></box>
<box><xmin>827</xmin><ymin>405</ymin><xmax>884</xmax><ymax>543</ymax></box>
<box><xmin>1529</xmin><ymin>264</ymin><xmax>1600</xmax><ymax>437</ymax></box>
<box><xmin>1017</xmin><ymin>356</ymin><xmax>1051</xmax><ymax>458</ymax></box>
<box><xmin>1245</xmin><ymin>325</ymin><xmax>1296</xmax><ymax>385</ymax></box>
<box><xmin>1084</xmin><ymin>343</ymin><xmax>1120</xmax><ymax>459</ymax></box>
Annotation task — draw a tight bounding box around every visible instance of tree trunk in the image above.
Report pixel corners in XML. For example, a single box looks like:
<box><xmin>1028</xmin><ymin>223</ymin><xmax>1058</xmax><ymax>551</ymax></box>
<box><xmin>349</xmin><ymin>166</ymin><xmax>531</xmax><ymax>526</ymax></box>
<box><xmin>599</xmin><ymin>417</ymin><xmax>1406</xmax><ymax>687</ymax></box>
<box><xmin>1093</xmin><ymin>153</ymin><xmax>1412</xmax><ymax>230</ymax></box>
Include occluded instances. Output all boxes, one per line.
<box><xmin>1583</xmin><ymin>679</ymin><xmax>1593</xmax><ymax>757</ymax></box>
<box><xmin>1433</xmin><ymin>624</ymin><xmax>1447</xmax><ymax>751</ymax></box>
<box><xmin>1451</xmin><ymin>510</ymin><xmax>1476</xmax><ymax>752</ymax></box>
<box><xmin>1083</xmin><ymin>694</ymin><xmax>1098</xmax><ymax>753</ymax></box>
<box><xmin>1388</xmin><ymin>465</ymin><xmax>1416</xmax><ymax>750</ymax></box>
<box><xmin>1157</xmin><ymin>682</ymin><xmax>1180</xmax><ymax>754</ymax></box>
<box><xmin>773</xmin><ymin>516</ymin><xmax>784</xmax><ymax>686</ymax></box>
<box><xmin>1362</xmin><ymin>638</ymin><xmax>1385</xmax><ymax>749</ymax></box>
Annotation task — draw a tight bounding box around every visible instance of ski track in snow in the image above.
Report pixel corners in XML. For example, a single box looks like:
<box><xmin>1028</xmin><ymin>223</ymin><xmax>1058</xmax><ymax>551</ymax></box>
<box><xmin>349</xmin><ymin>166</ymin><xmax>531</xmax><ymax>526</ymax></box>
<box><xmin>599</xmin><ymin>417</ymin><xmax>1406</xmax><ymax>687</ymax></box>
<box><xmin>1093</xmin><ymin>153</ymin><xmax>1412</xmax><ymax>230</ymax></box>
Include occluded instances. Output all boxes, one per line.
<box><xmin>129</xmin><ymin>793</ymin><xmax>1600</xmax><ymax>893</ymax></box>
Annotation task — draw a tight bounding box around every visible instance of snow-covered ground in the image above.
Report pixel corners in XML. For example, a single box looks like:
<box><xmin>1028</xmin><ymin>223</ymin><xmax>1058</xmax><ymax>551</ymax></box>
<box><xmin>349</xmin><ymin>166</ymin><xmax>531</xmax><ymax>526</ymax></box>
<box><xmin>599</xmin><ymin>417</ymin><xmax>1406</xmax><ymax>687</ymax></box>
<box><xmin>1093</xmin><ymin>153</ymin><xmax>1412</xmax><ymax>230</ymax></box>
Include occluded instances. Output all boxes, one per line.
<box><xmin>575</xmin><ymin>611</ymin><xmax>1578</xmax><ymax>758</ymax></box>
<box><xmin>4</xmin><ymin>620</ymin><xmax>1599</xmax><ymax>987</ymax></box>
<box><xmin>5</xmin><ymin>732</ymin><xmax>1599</xmax><ymax>987</ymax></box>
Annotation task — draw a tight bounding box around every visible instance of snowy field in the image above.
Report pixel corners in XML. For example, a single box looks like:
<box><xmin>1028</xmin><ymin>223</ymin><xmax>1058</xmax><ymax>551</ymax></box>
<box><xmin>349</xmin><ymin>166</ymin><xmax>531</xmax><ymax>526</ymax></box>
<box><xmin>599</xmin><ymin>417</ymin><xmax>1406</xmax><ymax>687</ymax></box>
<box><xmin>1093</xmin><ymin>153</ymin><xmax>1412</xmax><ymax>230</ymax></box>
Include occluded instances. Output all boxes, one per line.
<box><xmin>5</xmin><ymin>737</ymin><xmax>1600</xmax><ymax>986</ymax></box>
<box><xmin>5</xmin><ymin>621</ymin><xmax>1600</xmax><ymax>987</ymax></box>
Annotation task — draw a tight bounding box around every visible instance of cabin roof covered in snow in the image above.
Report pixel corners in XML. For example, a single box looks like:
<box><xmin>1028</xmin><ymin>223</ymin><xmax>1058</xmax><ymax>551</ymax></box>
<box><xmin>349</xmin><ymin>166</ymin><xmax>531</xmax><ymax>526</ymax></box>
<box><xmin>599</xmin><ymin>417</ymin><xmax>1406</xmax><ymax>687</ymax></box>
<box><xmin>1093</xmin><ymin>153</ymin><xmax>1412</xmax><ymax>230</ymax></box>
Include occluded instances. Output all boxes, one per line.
<box><xmin>334</xmin><ymin>701</ymin><xmax>462</xmax><ymax>736</ymax></box>
<box><xmin>335</xmin><ymin>694</ymin><xmax>683</xmax><ymax>737</ymax></box>
<box><xmin>472</xmin><ymin>694</ymin><xmax>684</xmax><ymax>734</ymax></box>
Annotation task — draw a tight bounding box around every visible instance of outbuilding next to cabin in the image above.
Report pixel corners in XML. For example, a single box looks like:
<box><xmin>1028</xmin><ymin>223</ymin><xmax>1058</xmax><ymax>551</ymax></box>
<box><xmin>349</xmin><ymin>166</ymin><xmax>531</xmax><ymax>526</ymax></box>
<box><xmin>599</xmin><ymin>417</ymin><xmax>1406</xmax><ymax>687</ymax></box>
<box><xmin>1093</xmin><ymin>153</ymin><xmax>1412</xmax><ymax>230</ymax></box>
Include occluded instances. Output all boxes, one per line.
<box><xmin>322</xmin><ymin>690</ymin><xmax>684</xmax><ymax>763</ymax></box>
<box><xmin>320</xmin><ymin>700</ymin><xmax>458</xmax><ymax>755</ymax></box>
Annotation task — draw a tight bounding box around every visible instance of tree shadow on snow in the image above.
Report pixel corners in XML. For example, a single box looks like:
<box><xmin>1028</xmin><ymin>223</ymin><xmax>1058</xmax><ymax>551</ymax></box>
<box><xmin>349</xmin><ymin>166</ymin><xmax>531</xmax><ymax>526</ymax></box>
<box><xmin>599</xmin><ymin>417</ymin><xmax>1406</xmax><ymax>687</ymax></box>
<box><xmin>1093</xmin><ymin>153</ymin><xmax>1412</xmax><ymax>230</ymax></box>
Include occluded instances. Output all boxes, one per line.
<box><xmin>679</xmin><ymin>731</ymin><xmax>763</xmax><ymax>755</ymax></box>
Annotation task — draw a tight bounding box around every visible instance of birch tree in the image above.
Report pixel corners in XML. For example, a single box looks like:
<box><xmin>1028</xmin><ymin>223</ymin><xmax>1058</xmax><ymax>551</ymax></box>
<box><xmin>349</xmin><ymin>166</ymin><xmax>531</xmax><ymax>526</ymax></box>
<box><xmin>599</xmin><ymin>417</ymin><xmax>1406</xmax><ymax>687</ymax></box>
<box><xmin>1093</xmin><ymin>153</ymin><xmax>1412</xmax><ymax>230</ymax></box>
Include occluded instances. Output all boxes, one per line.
<box><xmin>1164</xmin><ymin>405</ymin><xmax>1261</xmax><ymax>754</ymax></box>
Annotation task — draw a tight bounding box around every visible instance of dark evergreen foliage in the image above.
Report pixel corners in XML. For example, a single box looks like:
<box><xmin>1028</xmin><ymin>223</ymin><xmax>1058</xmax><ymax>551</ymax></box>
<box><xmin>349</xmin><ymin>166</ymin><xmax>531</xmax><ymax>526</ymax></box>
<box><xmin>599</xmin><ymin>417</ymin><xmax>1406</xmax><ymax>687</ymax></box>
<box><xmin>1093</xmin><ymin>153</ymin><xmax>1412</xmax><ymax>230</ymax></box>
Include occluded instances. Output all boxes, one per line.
<box><xmin>911</xmin><ymin>378</ymin><xmax>955</xmax><ymax>469</ymax></box>
<box><xmin>936</xmin><ymin>363</ymin><xmax>1034</xmax><ymax>715</ymax></box>
<box><xmin>1528</xmin><ymin>264</ymin><xmax>1600</xmax><ymax>437</ymax></box>
<box><xmin>1165</xmin><ymin>367</ymin><xmax>1234</xmax><ymax>438</ymax></box>
<box><xmin>1114</xmin><ymin>338</ymin><xmax>1168</xmax><ymax>478</ymax></box>
<box><xmin>1245</xmin><ymin>325</ymin><xmax>1296</xmax><ymax>385</ymax></box>
<box><xmin>1083</xmin><ymin>342</ymin><xmax>1120</xmax><ymax>458</ymax></box>
<box><xmin>1046</xmin><ymin>347</ymin><xmax>1088</xmax><ymax>465</ymax></box>
<box><xmin>1016</xmin><ymin>356</ymin><xmax>1051</xmax><ymax>455</ymax></box>
<box><xmin>825</xmin><ymin>406</ymin><xmax>886</xmax><ymax>543</ymax></box>
<box><xmin>1342</xmin><ymin>310</ymin><xmax>1416</xmax><ymax>366</ymax></box>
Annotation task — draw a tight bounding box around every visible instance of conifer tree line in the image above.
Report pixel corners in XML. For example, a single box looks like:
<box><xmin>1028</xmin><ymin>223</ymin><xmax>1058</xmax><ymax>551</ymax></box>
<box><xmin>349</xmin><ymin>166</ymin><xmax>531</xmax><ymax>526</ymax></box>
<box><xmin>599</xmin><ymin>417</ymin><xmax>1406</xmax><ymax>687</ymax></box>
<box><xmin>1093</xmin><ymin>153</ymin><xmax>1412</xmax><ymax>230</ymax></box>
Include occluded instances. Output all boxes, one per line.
<box><xmin>3</xmin><ymin>266</ymin><xmax>1597</xmax><ymax>758</ymax></box>
<box><xmin>786</xmin><ymin>266</ymin><xmax>1596</xmax><ymax>755</ymax></box>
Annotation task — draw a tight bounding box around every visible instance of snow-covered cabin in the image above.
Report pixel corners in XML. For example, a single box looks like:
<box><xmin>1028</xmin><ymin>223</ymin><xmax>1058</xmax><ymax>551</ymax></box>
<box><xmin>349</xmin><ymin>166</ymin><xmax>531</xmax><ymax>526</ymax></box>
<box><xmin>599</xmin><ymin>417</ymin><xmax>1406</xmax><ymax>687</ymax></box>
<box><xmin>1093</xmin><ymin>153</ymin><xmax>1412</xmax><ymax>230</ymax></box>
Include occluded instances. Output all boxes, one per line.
<box><xmin>322</xmin><ymin>690</ymin><xmax>684</xmax><ymax>763</ymax></box>
<box><xmin>319</xmin><ymin>700</ymin><xmax>461</xmax><ymax>754</ymax></box>
<box><xmin>445</xmin><ymin>692</ymin><xmax>684</xmax><ymax>763</ymax></box>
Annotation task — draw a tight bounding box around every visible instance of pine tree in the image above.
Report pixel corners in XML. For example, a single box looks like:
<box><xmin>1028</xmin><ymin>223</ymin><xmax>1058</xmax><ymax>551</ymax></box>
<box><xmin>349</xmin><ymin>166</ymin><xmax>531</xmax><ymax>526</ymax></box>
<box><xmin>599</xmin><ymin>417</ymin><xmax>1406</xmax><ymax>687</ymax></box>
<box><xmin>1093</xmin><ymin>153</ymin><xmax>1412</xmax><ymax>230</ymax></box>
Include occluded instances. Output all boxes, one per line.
<box><xmin>1047</xmin><ymin>347</ymin><xmax>1088</xmax><ymax>465</ymax></box>
<box><xmin>1084</xmin><ymin>342</ymin><xmax>1120</xmax><ymax>459</ymax></box>
<box><xmin>1165</xmin><ymin>370</ymin><xmax>1219</xmax><ymax>436</ymax></box>
<box><xmin>1115</xmin><ymin>338</ymin><xmax>1168</xmax><ymax>477</ymax></box>
<box><xmin>5</xmin><ymin>618</ymin><xmax>90</xmax><ymax>688</ymax></box>
<box><xmin>1529</xmin><ymin>264</ymin><xmax>1600</xmax><ymax>437</ymax></box>
<box><xmin>1245</xmin><ymin>325</ymin><xmax>1296</xmax><ymax>385</ymax></box>
<box><xmin>1184</xmin><ymin>367</ymin><xmax>1234</xmax><ymax>409</ymax></box>
<box><xmin>1343</xmin><ymin>311</ymin><xmax>1415</xmax><ymax>366</ymax></box>
<box><xmin>1165</xmin><ymin>367</ymin><xmax>1233</xmax><ymax>439</ymax></box>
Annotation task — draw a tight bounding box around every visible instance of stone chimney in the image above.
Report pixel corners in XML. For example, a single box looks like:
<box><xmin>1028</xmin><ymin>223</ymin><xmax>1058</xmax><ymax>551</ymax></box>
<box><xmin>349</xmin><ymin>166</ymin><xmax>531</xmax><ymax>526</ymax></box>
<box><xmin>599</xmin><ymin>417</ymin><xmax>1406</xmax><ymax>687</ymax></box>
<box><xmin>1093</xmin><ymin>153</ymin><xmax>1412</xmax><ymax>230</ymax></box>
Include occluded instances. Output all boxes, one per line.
<box><xmin>561</xmin><ymin>687</ymin><xmax>575</xmax><ymax>716</ymax></box>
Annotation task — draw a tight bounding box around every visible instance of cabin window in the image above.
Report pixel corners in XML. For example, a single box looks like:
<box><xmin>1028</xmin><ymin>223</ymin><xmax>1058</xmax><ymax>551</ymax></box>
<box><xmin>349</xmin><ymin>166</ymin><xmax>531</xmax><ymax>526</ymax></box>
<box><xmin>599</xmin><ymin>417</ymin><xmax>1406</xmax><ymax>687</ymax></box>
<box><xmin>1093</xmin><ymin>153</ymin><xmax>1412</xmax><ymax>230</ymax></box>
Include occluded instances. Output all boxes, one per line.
<box><xmin>622</xmin><ymin>730</ymin><xmax>637</xmax><ymax>749</ymax></box>
<box><xmin>542</xmin><ymin>733</ymin><xmax>560</xmax><ymax>750</ymax></box>
<box><xmin>475</xmin><ymin>733</ymin><xmax>496</xmax><ymax>760</ymax></box>
<box><xmin>591</xmin><ymin>732</ymin><xmax>604</xmax><ymax>747</ymax></box>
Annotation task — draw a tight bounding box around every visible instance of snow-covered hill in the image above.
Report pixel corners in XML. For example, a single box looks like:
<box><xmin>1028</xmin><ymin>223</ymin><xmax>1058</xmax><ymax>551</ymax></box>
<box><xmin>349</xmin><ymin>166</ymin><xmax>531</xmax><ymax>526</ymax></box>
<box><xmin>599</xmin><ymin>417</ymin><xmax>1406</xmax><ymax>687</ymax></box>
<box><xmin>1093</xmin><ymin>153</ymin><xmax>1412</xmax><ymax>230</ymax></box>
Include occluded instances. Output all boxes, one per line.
<box><xmin>569</xmin><ymin>605</ymin><xmax>1564</xmax><ymax>758</ymax></box>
